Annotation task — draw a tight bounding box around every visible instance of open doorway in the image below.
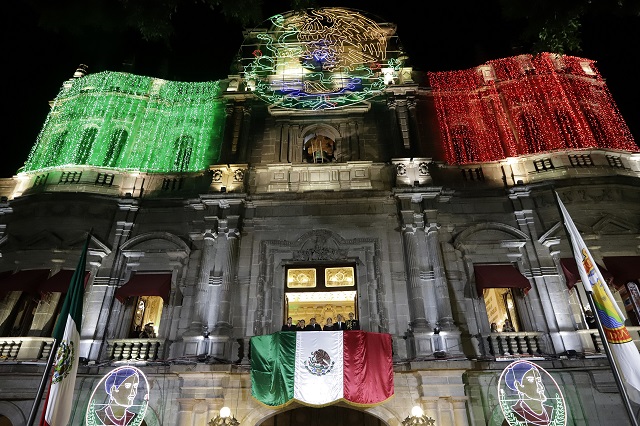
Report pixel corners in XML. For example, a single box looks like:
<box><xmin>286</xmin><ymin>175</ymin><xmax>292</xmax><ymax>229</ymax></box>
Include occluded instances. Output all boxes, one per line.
<box><xmin>284</xmin><ymin>265</ymin><xmax>357</xmax><ymax>328</ymax></box>
<box><xmin>484</xmin><ymin>288</ymin><xmax>521</xmax><ymax>332</ymax></box>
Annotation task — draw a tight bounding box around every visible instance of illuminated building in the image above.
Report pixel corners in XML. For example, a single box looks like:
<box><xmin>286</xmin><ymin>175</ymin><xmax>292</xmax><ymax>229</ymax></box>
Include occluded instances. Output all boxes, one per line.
<box><xmin>0</xmin><ymin>8</ymin><xmax>639</xmax><ymax>426</ymax></box>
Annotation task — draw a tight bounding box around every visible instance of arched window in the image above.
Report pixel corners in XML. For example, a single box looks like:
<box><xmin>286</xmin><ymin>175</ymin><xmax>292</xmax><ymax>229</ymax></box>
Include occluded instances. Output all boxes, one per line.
<box><xmin>521</xmin><ymin>114</ymin><xmax>545</xmax><ymax>153</ymax></box>
<box><xmin>303</xmin><ymin>134</ymin><xmax>335</xmax><ymax>163</ymax></box>
<box><xmin>553</xmin><ymin>110</ymin><xmax>575</xmax><ymax>148</ymax></box>
<box><xmin>450</xmin><ymin>125</ymin><xmax>472</xmax><ymax>163</ymax></box>
<box><xmin>104</xmin><ymin>129</ymin><xmax>128</xmax><ymax>168</ymax></box>
<box><xmin>584</xmin><ymin>110</ymin><xmax>606</xmax><ymax>146</ymax></box>
<box><xmin>0</xmin><ymin>414</ymin><xmax>14</xmax><ymax>426</ymax></box>
<box><xmin>75</xmin><ymin>127</ymin><xmax>98</xmax><ymax>164</ymax></box>
<box><xmin>173</xmin><ymin>135</ymin><xmax>193</xmax><ymax>172</ymax></box>
<box><xmin>47</xmin><ymin>131</ymin><xmax>68</xmax><ymax>166</ymax></box>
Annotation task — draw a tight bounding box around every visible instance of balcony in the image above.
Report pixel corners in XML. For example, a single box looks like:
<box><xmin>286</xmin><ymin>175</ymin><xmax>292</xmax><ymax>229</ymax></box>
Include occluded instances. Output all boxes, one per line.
<box><xmin>0</xmin><ymin>337</ymin><xmax>53</xmax><ymax>361</ymax></box>
<box><xmin>483</xmin><ymin>331</ymin><xmax>546</xmax><ymax>358</ymax></box>
<box><xmin>106</xmin><ymin>338</ymin><xmax>165</xmax><ymax>361</ymax></box>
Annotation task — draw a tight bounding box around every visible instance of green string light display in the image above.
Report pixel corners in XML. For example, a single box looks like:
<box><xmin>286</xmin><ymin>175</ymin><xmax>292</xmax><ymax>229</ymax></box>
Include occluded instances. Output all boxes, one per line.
<box><xmin>23</xmin><ymin>71</ymin><xmax>225</xmax><ymax>173</ymax></box>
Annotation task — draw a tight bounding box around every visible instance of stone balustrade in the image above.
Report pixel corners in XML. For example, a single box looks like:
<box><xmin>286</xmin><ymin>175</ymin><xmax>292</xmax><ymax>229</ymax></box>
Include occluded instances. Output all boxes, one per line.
<box><xmin>484</xmin><ymin>331</ymin><xmax>545</xmax><ymax>357</ymax></box>
<box><xmin>0</xmin><ymin>337</ymin><xmax>53</xmax><ymax>361</ymax></box>
<box><xmin>106</xmin><ymin>338</ymin><xmax>165</xmax><ymax>361</ymax></box>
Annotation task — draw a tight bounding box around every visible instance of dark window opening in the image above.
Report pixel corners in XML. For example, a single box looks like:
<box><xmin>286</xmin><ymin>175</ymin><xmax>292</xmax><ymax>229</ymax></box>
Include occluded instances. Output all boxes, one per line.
<box><xmin>303</xmin><ymin>134</ymin><xmax>335</xmax><ymax>163</ymax></box>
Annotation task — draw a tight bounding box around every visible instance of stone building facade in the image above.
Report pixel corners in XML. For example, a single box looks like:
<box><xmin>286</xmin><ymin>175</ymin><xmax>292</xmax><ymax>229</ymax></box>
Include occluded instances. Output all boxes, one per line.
<box><xmin>1</xmin><ymin>8</ymin><xmax>639</xmax><ymax>426</ymax></box>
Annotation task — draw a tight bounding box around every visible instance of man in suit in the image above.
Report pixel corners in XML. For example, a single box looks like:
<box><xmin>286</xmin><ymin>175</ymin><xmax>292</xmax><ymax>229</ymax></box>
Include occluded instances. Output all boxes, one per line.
<box><xmin>346</xmin><ymin>312</ymin><xmax>360</xmax><ymax>330</ymax></box>
<box><xmin>323</xmin><ymin>317</ymin><xmax>334</xmax><ymax>331</ymax></box>
<box><xmin>333</xmin><ymin>314</ymin><xmax>346</xmax><ymax>330</ymax></box>
<box><xmin>304</xmin><ymin>317</ymin><xmax>322</xmax><ymax>331</ymax></box>
<box><xmin>281</xmin><ymin>317</ymin><xmax>297</xmax><ymax>331</ymax></box>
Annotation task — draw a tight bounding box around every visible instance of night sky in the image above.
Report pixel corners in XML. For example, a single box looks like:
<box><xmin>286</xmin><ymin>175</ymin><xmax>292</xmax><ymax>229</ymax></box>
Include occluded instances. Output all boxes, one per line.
<box><xmin>5</xmin><ymin>0</ymin><xmax>639</xmax><ymax>177</ymax></box>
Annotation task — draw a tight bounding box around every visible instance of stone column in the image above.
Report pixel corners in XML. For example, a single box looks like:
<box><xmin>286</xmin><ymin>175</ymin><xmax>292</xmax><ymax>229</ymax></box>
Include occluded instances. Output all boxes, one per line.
<box><xmin>236</xmin><ymin>104</ymin><xmax>252</xmax><ymax>162</ymax></box>
<box><xmin>403</xmin><ymin>225</ymin><xmax>429</xmax><ymax>329</ymax></box>
<box><xmin>451</xmin><ymin>398</ymin><xmax>470</xmax><ymax>426</ymax></box>
<box><xmin>188</xmin><ymin>230</ymin><xmax>217</xmax><ymax>335</ymax></box>
<box><xmin>427</xmin><ymin>224</ymin><xmax>455</xmax><ymax>330</ymax></box>
<box><xmin>176</xmin><ymin>399</ymin><xmax>195</xmax><ymax>426</ymax></box>
<box><xmin>214</xmin><ymin>229</ymin><xmax>239</xmax><ymax>330</ymax></box>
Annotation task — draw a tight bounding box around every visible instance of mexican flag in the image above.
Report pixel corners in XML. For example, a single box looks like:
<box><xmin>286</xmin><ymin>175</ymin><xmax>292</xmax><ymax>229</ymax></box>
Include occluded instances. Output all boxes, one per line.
<box><xmin>40</xmin><ymin>236</ymin><xmax>89</xmax><ymax>426</ymax></box>
<box><xmin>251</xmin><ymin>330</ymin><xmax>394</xmax><ymax>407</ymax></box>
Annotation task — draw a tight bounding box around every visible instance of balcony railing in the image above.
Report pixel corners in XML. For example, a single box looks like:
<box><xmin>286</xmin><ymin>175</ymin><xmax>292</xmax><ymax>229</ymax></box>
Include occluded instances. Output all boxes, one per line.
<box><xmin>0</xmin><ymin>337</ymin><xmax>53</xmax><ymax>361</ymax></box>
<box><xmin>106</xmin><ymin>338</ymin><xmax>165</xmax><ymax>361</ymax></box>
<box><xmin>485</xmin><ymin>331</ymin><xmax>546</xmax><ymax>357</ymax></box>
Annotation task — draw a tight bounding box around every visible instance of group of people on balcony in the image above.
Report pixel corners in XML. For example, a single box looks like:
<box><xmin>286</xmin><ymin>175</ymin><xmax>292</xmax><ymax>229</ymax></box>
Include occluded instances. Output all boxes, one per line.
<box><xmin>491</xmin><ymin>320</ymin><xmax>515</xmax><ymax>333</ymax></box>
<box><xmin>282</xmin><ymin>313</ymin><xmax>360</xmax><ymax>332</ymax></box>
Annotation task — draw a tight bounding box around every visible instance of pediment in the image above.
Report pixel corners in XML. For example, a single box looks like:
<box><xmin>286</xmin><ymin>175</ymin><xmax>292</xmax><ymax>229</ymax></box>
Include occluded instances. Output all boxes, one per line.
<box><xmin>592</xmin><ymin>216</ymin><xmax>637</xmax><ymax>235</ymax></box>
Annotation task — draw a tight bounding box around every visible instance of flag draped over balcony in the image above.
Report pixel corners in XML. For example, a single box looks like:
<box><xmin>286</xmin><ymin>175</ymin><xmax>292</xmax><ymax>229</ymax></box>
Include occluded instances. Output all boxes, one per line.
<box><xmin>557</xmin><ymin>193</ymin><xmax>640</xmax><ymax>404</ymax></box>
<box><xmin>251</xmin><ymin>330</ymin><xmax>394</xmax><ymax>407</ymax></box>
<box><xmin>39</xmin><ymin>236</ymin><xmax>89</xmax><ymax>426</ymax></box>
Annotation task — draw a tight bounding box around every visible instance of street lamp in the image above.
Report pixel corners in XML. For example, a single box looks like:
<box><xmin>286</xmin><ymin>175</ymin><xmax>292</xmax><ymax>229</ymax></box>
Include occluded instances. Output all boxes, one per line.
<box><xmin>402</xmin><ymin>406</ymin><xmax>435</xmax><ymax>426</ymax></box>
<box><xmin>208</xmin><ymin>407</ymin><xmax>239</xmax><ymax>426</ymax></box>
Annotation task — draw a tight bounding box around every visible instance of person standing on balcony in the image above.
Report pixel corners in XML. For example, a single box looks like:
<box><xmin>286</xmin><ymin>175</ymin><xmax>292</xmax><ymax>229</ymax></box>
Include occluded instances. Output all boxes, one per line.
<box><xmin>346</xmin><ymin>312</ymin><xmax>360</xmax><ymax>330</ymax></box>
<box><xmin>333</xmin><ymin>314</ymin><xmax>346</xmax><ymax>330</ymax></box>
<box><xmin>281</xmin><ymin>317</ymin><xmax>296</xmax><ymax>331</ymax></box>
<box><xmin>323</xmin><ymin>317</ymin><xmax>334</xmax><ymax>331</ymax></box>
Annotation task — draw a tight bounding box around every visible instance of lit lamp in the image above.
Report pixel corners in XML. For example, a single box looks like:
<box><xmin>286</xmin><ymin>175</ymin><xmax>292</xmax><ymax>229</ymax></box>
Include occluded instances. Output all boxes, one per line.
<box><xmin>402</xmin><ymin>406</ymin><xmax>435</xmax><ymax>426</ymax></box>
<box><xmin>208</xmin><ymin>407</ymin><xmax>239</xmax><ymax>426</ymax></box>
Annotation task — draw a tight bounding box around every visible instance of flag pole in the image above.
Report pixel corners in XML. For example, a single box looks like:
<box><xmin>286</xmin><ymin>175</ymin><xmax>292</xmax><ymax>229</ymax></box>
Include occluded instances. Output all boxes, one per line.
<box><xmin>583</xmin><ymin>290</ymin><xmax>639</xmax><ymax>426</ymax></box>
<box><xmin>26</xmin><ymin>338</ymin><xmax>58</xmax><ymax>426</ymax></box>
<box><xmin>27</xmin><ymin>230</ymin><xmax>92</xmax><ymax>426</ymax></box>
<box><xmin>554</xmin><ymin>190</ymin><xmax>638</xmax><ymax>426</ymax></box>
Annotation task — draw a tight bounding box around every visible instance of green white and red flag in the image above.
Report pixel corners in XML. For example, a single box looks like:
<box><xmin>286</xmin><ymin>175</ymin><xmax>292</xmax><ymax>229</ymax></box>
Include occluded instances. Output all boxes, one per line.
<box><xmin>39</xmin><ymin>236</ymin><xmax>89</xmax><ymax>426</ymax></box>
<box><xmin>251</xmin><ymin>330</ymin><xmax>394</xmax><ymax>407</ymax></box>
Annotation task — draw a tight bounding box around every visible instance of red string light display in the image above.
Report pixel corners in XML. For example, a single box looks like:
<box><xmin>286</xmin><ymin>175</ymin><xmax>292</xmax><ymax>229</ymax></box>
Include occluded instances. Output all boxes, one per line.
<box><xmin>427</xmin><ymin>53</ymin><xmax>637</xmax><ymax>165</ymax></box>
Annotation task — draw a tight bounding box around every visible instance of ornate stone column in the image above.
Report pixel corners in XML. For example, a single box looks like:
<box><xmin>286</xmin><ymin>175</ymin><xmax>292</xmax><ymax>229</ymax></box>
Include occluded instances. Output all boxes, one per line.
<box><xmin>403</xmin><ymin>225</ymin><xmax>429</xmax><ymax>330</ymax></box>
<box><xmin>189</xmin><ymin>230</ymin><xmax>217</xmax><ymax>335</ymax></box>
<box><xmin>214</xmin><ymin>228</ymin><xmax>239</xmax><ymax>330</ymax></box>
<box><xmin>426</xmin><ymin>224</ymin><xmax>455</xmax><ymax>330</ymax></box>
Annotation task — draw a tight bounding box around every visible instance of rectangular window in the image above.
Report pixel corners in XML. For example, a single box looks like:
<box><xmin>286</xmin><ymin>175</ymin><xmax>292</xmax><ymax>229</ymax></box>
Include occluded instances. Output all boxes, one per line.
<box><xmin>287</xmin><ymin>269</ymin><xmax>317</xmax><ymax>288</ymax></box>
<box><xmin>533</xmin><ymin>158</ymin><xmax>554</xmax><ymax>172</ymax></box>
<box><xmin>461</xmin><ymin>168</ymin><xmax>484</xmax><ymax>181</ymax></box>
<box><xmin>606</xmin><ymin>155</ymin><xmax>624</xmax><ymax>168</ymax></box>
<box><xmin>33</xmin><ymin>174</ymin><xmax>49</xmax><ymax>186</ymax></box>
<box><xmin>59</xmin><ymin>171</ymin><xmax>82</xmax><ymax>184</ymax></box>
<box><xmin>568</xmin><ymin>154</ymin><xmax>593</xmax><ymax>167</ymax></box>
<box><xmin>95</xmin><ymin>173</ymin><xmax>114</xmax><ymax>186</ymax></box>
<box><xmin>161</xmin><ymin>178</ymin><xmax>183</xmax><ymax>191</ymax></box>
<box><xmin>325</xmin><ymin>267</ymin><xmax>355</xmax><ymax>287</ymax></box>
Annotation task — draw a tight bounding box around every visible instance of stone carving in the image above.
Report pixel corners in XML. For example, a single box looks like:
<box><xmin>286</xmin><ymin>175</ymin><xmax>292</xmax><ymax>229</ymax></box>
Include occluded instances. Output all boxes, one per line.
<box><xmin>292</xmin><ymin>234</ymin><xmax>348</xmax><ymax>261</ymax></box>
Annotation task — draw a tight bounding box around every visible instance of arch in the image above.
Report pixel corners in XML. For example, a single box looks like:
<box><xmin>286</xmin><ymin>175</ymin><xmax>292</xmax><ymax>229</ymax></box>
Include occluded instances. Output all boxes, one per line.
<box><xmin>247</xmin><ymin>403</ymin><xmax>394</xmax><ymax>426</ymax></box>
<box><xmin>104</xmin><ymin>128</ymin><xmax>129</xmax><ymax>168</ymax></box>
<box><xmin>454</xmin><ymin>222</ymin><xmax>529</xmax><ymax>249</ymax></box>
<box><xmin>47</xmin><ymin>130</ymin><xmax>69</xmax><ymax>166</ymax></box>
<box><xmin>173</xmin><ymin>135</ymin><xmax>194</xmax><ymax>172</ymax></box>
<box><xmin>75</xmin><ymin>126</ymin><xmax>99</xmax><ymax>164</ymax></box>
<box><xmin>0</xmin><ymin>401</ymin><xmax>26</xmax><ymax>426</ymax></box>
<box><xmin>300</xmin><ymin>124</ymin><xmax>341</xmax><ymax>142</ymax></box>
<box><xmin>120</xmin><ymin>231</ymin><xmax>191</xmax><ymax>254</ymax></box>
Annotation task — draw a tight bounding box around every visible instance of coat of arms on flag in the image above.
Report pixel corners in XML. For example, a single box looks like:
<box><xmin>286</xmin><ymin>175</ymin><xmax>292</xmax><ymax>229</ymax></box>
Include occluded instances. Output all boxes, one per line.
<box><xmin>251</xmin><ymin>330</ymin><xmax>394</xmax><ymax>407</ymax></box>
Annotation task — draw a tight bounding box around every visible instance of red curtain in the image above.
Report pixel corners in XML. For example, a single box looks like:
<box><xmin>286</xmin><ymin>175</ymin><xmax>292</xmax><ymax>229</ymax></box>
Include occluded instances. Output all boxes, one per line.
<box><xmin>560</xmin><ymin>258</ymin><xmax>615</xmax><ymax>289</ymax></box>
<box><xmin>474</xmin><ymin>264</ymin><xmax>531</xmax><ymax>296</ymax></box>
<box><xmin>0</xmin><ymin>270</ymin><xmax>49</xmax><ymax>295</ymax></box>
<box><xmin>115</xmin><ymin>272</ymin><xmax>172</xmax><ymax>303</ymax></box>
<box><xmin>603</xmin><ymin>256</ymin><xmax>640</xmax><ymax>288</ymax></box>
<box><xmin>39</xmin><ymin>270</ymin><xmax>90</xmax><ymax>293</ymax></box>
